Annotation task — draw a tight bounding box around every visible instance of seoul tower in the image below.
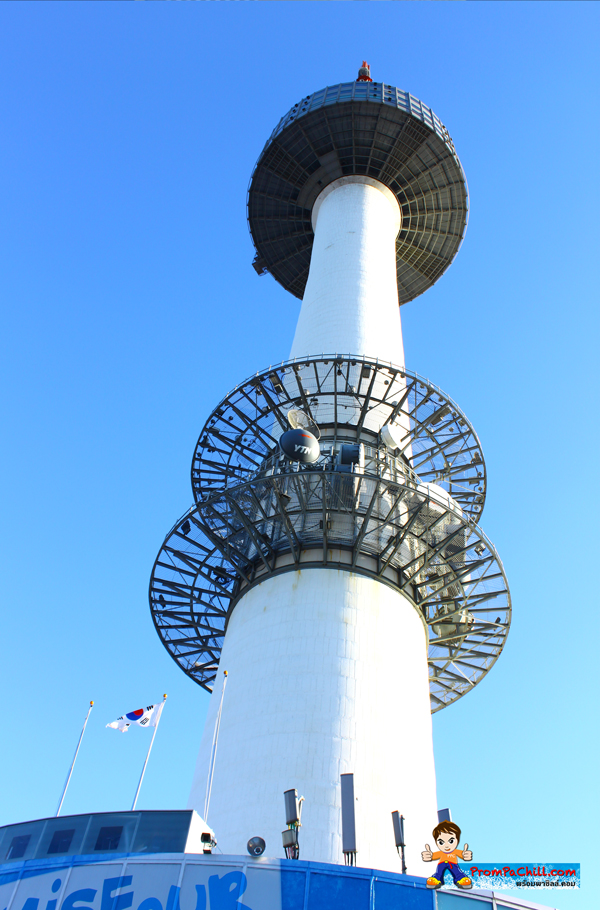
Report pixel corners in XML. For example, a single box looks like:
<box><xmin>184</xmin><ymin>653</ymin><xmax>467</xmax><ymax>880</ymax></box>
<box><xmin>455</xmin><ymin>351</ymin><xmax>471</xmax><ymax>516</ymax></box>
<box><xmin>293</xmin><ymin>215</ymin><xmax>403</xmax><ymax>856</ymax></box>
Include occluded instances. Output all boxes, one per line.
<box><xmin>150</xmin><ymin>65</ymin><xmax>511</xmax><ymax>875</ymax></box>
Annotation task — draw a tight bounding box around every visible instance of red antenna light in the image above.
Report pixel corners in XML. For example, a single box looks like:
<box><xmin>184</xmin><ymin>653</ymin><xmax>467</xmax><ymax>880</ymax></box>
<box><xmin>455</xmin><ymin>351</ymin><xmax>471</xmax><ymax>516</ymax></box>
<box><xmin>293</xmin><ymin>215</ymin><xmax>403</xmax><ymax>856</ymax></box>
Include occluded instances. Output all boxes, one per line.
<box><xmin>357</xmin><ymin>61</ymin><xmax>372</xmax><ymax>83</ymax></box>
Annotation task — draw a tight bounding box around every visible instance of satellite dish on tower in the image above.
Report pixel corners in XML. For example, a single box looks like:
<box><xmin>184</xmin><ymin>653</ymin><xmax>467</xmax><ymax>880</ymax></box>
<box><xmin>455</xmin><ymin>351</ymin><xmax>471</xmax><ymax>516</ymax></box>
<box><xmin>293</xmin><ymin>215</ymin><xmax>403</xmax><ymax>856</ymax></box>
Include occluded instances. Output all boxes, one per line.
<box><xmin>381</xmin><ymin>422</ymin><xmax>407</xmax><ymax>453</ymax></box>
<box><xmin>280</xmin><ymin>429</ymin><xmax>320</xmax><ymax>464</ymax></box>
<box><xmin>287</xmin><ymin>408</ymin><xmax>321</xmax><ymax>440</ymax></box>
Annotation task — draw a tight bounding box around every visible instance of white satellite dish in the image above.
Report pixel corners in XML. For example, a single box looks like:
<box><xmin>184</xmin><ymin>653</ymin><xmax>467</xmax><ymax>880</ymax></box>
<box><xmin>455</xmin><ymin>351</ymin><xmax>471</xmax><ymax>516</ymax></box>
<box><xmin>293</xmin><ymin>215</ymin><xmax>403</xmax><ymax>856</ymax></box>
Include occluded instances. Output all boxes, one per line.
<box><xmin>287</xmin><ymin>408</ymin><xmax>321</xmax><ymax>440</ymax></box>
<box><xmin>381</xmin><ymin>422</ymin><xmax>407</xmax><ymax>453</ymax></box>
<box><xmin>416</xmin><ymin>482</ymin><xmax>463</xmax><ymax>518</ymax></box>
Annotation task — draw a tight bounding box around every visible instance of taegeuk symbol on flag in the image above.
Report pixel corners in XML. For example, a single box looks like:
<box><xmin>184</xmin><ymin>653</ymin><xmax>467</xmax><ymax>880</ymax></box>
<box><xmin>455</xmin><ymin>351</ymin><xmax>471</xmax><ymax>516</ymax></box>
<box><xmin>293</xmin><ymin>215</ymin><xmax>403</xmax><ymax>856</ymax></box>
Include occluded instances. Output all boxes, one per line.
<box><xmin>106</xmin><ymin>704</ymin><xmax>163</xmax><ymax>732</ymax></box>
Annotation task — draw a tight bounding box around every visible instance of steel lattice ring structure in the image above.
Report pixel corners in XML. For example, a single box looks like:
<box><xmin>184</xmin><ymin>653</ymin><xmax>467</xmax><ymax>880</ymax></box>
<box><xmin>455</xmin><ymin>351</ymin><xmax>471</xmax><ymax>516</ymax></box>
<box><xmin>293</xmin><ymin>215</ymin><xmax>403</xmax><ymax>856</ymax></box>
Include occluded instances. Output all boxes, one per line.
<box><xmin>150</xmin><ymin>472</ymin><xmax>510</xmax><ymax>711</ymax></box>
<box><xmin>191</xmin><ymin>355</ymin><xmax>487</xmax><ymax>521</ymax></box>
<box><xmin>248</xmin><ymin>81</ymin><xmax>468</xmax><ymax>304</ymax></box>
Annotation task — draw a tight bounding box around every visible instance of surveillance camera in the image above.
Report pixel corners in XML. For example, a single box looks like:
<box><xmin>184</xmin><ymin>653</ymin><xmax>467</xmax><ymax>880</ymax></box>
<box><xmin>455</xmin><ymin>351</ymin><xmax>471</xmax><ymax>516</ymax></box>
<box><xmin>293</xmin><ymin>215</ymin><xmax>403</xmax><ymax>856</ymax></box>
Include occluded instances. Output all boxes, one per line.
<box><xmin>247</xmin><ymin>836</ymin><xmax>266</xmax><ymax>856</ymax></box>
<box><xmin>200</xmin><ymin>831</ymin><xmax>216</xmax><ymax>854</ymax></box>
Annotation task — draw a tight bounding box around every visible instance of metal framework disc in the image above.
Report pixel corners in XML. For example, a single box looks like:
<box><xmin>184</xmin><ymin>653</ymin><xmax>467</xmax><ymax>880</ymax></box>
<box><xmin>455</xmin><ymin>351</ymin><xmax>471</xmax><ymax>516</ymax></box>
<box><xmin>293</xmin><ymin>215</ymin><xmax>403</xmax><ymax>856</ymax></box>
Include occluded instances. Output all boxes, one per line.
<box><xmin>192</xmin><ymin>356</ymin><xmax>486</xmax><ymax>520</ymax></box>
<box><xmin>150</xmin><ymin>473</ymin><xmax>510</xmax><ymax>711</ymax></box>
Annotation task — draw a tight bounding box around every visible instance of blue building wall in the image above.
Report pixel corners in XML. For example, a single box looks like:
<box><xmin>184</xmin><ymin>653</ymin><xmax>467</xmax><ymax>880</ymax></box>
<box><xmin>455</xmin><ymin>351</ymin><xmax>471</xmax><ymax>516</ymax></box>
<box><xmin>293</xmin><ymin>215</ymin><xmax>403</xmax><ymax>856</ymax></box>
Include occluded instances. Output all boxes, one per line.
<box><xmin>0</xmin><ymin>852</ymin><xmax>553</xmax><ymax>910</ymax></box>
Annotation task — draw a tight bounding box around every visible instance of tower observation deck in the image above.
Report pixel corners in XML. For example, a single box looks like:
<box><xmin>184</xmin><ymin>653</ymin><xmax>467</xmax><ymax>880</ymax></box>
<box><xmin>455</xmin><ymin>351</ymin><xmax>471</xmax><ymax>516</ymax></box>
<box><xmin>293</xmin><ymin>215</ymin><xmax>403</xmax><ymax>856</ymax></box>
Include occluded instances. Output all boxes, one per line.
<box><xmin>248</xmin><ymin>79</ymin><xmax>468</xmax><ymax>304</ymax></box>
<box><xmin>149</xmin><ymin>69</ymin><xmax>510</xmax><ymax>875</ymax></box>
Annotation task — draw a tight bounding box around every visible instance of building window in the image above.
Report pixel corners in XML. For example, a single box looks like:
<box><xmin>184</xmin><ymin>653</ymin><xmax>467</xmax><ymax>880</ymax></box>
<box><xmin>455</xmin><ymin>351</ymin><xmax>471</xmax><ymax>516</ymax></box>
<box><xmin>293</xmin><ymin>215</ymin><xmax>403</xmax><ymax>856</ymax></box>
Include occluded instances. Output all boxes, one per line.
<box><xmin>94</xmin><ymin>827</ymin><xmax>123</xmax><ymax>851</ymax></box>
<box><xmin>47</xmin><ymin>830</ymin><xmax>74</xmax><ymax>855</ymax></box>
<box><xmin>7</xmin><ymin>835</ymin><xmax>30</xmax><ymax>860</ymax></box>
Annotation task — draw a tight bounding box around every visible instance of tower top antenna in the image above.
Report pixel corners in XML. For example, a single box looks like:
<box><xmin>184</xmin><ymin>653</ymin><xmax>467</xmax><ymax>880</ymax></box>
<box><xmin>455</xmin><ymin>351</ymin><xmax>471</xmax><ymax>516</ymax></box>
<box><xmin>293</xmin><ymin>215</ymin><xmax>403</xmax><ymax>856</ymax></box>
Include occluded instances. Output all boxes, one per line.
<box><xmin>356</xmin><ymin>61</ymin><xmax>372</xmax><ymax>82</ymax></box>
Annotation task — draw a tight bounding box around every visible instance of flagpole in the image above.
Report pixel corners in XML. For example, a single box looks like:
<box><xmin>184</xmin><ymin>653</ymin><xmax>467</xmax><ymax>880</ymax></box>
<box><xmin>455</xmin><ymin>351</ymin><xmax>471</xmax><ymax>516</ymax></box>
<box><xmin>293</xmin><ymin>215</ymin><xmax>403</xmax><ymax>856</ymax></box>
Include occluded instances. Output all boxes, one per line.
<box><xmin>204</xmin><ymin>670</ymin><xmax>227</xmax><ymax>823</ymax></box>
<box><xmin>56</xmin><ymin>700</ymin><xmax>94</xmax><ymax>817</ymax></box>
<box><xmin>131</xmin><ymin>695</ymin><xmax>167</xmax><ymax>811</ymax></box>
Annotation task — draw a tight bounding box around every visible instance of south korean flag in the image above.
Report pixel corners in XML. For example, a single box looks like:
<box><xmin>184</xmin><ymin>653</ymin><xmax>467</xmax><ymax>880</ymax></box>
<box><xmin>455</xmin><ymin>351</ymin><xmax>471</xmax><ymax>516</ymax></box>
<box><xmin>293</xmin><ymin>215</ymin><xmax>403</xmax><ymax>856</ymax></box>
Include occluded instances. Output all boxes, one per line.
<box><xmin>106</xmin><ymin>703</ymin><xmax>163</xmax><ymax>733</ymax></box>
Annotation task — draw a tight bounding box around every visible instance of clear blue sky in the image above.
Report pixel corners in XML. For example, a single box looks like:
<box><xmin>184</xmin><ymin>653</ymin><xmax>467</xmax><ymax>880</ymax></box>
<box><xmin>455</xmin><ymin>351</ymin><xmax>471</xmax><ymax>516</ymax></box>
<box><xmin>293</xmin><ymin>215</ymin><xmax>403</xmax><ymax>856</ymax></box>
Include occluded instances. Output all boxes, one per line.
<box><xmin>1</xmin><ymin>3</ymin><xmax>598</xmax><ymax>909</ymax></box>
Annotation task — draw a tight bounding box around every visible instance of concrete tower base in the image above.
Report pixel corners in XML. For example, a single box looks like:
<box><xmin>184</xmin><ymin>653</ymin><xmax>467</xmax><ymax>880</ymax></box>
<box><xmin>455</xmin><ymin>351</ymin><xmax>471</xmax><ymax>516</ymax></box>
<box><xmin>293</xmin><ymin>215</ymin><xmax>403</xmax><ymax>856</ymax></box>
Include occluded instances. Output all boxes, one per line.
<box><xmin>188</xmin><ymin>569</ymin><xmax>438</xmax><ymax>873</ymax></box>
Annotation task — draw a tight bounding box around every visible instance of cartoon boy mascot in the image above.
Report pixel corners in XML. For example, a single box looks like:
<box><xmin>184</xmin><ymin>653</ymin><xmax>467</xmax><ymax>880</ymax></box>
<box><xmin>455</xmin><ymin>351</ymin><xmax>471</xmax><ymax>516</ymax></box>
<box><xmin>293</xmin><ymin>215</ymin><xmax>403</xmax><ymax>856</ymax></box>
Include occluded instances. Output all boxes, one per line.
<box><xmin>421</xmin><ymin>821</ymin><xmax>473</xmax><ymax>890</ymax></box>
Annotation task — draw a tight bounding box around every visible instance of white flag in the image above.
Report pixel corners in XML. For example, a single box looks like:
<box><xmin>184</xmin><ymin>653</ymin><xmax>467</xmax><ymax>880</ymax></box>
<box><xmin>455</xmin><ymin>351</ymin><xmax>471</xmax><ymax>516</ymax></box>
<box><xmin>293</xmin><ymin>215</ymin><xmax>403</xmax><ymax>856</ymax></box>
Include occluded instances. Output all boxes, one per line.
<box><xmin>106</xmin><ymin>703</ymin><xmax>163</xmax><ymax>733</ymax></box>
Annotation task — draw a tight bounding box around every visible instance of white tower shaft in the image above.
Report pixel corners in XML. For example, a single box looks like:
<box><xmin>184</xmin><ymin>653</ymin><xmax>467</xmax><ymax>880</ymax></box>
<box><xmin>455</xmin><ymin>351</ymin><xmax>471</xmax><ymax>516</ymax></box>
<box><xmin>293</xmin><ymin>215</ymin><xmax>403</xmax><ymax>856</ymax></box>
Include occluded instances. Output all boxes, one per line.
<box><xmin>189</xmin><ymin>177</ymin><xmax>438</xmax><ymax>873</ymax></box>
<box><xmin>290</xmin><ymin>178</ymin><xmax>405</xmax><ymax>365</ymax></box>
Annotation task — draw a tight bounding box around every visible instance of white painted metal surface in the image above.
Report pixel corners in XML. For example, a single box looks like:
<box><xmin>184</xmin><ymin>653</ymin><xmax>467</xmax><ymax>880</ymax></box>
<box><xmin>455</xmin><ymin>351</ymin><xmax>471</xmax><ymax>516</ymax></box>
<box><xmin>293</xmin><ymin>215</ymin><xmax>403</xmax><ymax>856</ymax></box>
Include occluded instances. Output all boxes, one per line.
<box><xmin>290</xmin><ymin>178</ymin><xmax>405</xmax><ymax>366</ymax></box>
<box><xmin>189</xmin><ymin>571</ymin><xmax>438</xmax><ymax>874</ymax></box>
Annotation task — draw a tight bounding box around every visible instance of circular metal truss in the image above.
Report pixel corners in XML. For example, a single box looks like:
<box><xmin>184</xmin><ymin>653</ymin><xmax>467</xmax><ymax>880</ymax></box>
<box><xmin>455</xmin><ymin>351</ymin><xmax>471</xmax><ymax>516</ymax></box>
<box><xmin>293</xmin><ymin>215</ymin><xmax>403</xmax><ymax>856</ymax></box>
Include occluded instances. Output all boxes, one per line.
<box><xmin>150</xmin><ymin>472</ymin><xmax>510</xmax><ymax>711</ymax></box>
<box><xmin>192</xmin><ymin>355</ymin><xmax>487</xmax><ymax>521</ymax></box>
<box><xmin>247</xmin><ymin>81</ymin><xmax>468</xmax><ymax>304</ymax></box>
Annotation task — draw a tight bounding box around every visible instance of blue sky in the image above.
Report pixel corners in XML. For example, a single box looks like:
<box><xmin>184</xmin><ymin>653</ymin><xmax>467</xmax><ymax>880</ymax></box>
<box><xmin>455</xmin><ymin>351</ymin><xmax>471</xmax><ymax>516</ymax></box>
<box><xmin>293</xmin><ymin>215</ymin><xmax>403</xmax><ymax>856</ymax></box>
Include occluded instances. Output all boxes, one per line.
<box><xmin>0</xmin><ymin>3</ymin><xmax>598</xmax><ymax>909</ymax></box>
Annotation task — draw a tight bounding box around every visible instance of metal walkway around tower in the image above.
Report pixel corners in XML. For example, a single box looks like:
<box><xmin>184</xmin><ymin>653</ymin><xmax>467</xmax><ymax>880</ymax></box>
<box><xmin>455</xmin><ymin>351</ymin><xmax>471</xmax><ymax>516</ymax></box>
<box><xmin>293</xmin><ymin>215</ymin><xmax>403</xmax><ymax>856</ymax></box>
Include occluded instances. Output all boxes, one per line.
<box><xmin>190</xmin><ymin>356</ymin><xmax>486</xmax><ymax>520</ymax></box>
<box><xmin>149</xmin><ymin>352</ymin><xmax>509</xmax><ymax>710</ymax></box>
